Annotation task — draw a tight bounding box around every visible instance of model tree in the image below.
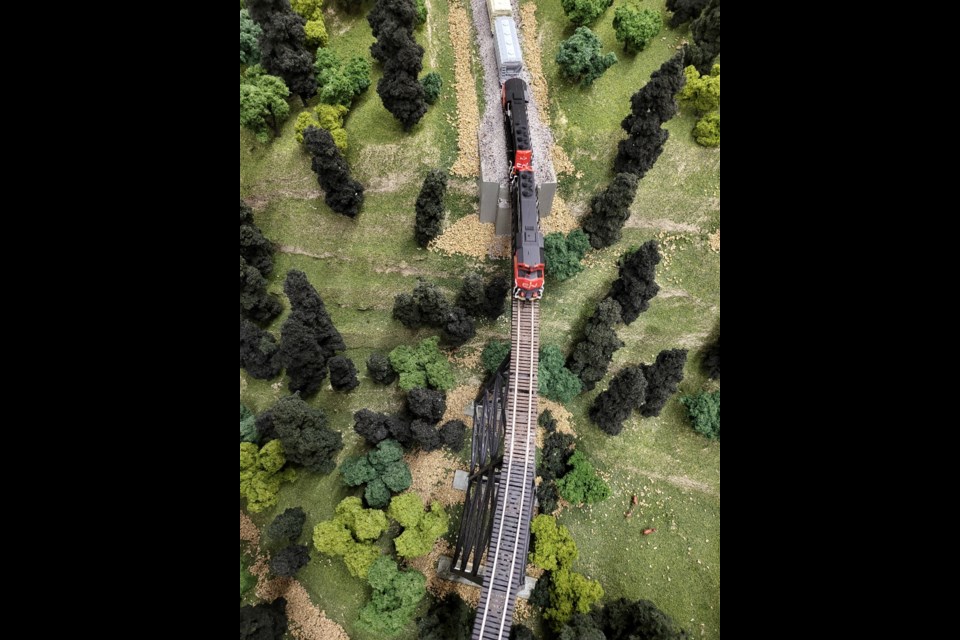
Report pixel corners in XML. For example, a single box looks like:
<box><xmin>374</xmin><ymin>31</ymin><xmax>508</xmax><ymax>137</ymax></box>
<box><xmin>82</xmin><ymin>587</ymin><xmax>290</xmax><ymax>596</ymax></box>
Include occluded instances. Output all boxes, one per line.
<box><xmin>613</xmin><ymin>4</ymin><xmax>663</xmax><ymax>53</ymax></box>
<box><xmin>341</xmin><ymin>439</ymin><xmax>412</xmax><ymax>508</ymax></box>
<box><xmin>387</xmin><ymin>493</ymin><xmax>449</xmax><ymax>558</ymax></box>
<box><xmin>246</xmin><ymin>0</ymin><xmax>316</xmax><ymax>103</ymax></box>
<box><xmin>240</xmin><ymin>598</ymin><xmax>288</xmax><ymax>640</ymax></box>
<box><xmin>556</xmin><ymin>451</ymin><xmax>610</xmax><ymax>504</ymax></box>
<box><xmin>558</xmin><ymin>597</ymin><xmax>689</xmax><ymax>640</ymax></box>
<box><xmin>544</xmin><ymin>229</ymin><xmax>591</xmax><ymax>281</ymax></box>
<box><xmin>358</xmin><ymin>555</ymin><xmax>427</xmax><ymax>635</ymax></box>
<box><xmin>566</xmin><ymin>299</ymin><xmax>625</xmax><ymax>391</ymax></box>
<box><xmin>679</xmin><ymin>64</ymin><xmax>720</xmax><ymax>147</ymax></box>
<box><xmin>354</xmin><ymin>409</ymin><xmax>415</xmax><ymax>448</ymax></box>
<box><xmin>367</xmin><ymin>353</ymin><xmax>398</xmax><ymax>384</ymax></box>
<box><xmin>369</xmin><ymin>0</ymin><xmax>428</xmax><ymax>129</ymax></box>
<box><xmin>240</xmin><ymin>440</ymin><xmax>296</xmax><ymax>512</ymax></box>
<box><xmin>614</xmin><ymin>53</ymin><xmax>686</xmax><ymax>177</ymax></box>
<box><xmin>608</xmin><ymin>241</ymin><xmax>661</xmax><ymax>324</ymax></box>
<box><xmin>560</xmin><ymin>0</ymin><xmax>614</xmax><ymax>26</ymax></box>
<box><xmin>588</xmin><ymin>365</ymin><xmax>647</xmax><ymax>435</ymax></box>
<box><xmin>666</xmin><ymin>0</ymin><xmax>709</xmax><ymax>27</ymax></box>
<box><xmin>267</xmin><ymin>506</ymin><xmax>307</xmax><ymax>541</ymax></box>
<box><xmin>581</xmin><ymin>173</ymin><xmax>639</xmax><ymax>249</ymax></box>
<box><xmin>240</xmin><ymin>68</ymin><xmax>291</xmax><ymax>142</ymax></box>
<box><xmin>456</xmin><ymin>273</ymin><xmax>509</xmax><ymax>321</ymax></box>
<box><xmin>256</xmin><ymin>394</ymin><xmax>344</xmax><ymax>473</ymax></box>
<box><xmin>539</xmin><ymin>345</ymin><xmax>583</xmax><ymax>403</ymax></box>
<box><xmin>556</xmin><ymin>27</ymin><xmax>617</xmax><ymax>88</ymax></box>
<box><xmin>414</xmin><ymin>169</ymin><xmax>448</xmax><ymax>247</ymax></box>
<box><xmin>240</xmin><ymin>317</ymin><xmax>283</xmax><ymax>379</ymax></box>
<box><xmin>439</xmin><ymin>419</ymin><xmax>466</xmax><ymax>451</ymax></box>
<box><xmin>240</xmin><ymin>9</ymin><xmax>262</xmax><ymax>65</ymax></box>
<box><xmin>407</xmin><ymin>387</ymin><xmax>446</xmax><ymax>423</ymax></box>
<box><xmin>417</xmin><ymin>594</ymin><xmax>474</xmax><ymax>640</ymax></box>
<box><xmin>241</xmin><ymin>404</ymin><xmax>258</xmax><ymax>443</ymax></box>
<box><xmin>421</xmin><ymin>71</ymin><xmax>443</xmax><ymax>104</ymax></box>
<box><xmin>269</xmin><ymin>543</ymin><xmax>310</xmax><ymax>577</ymax></box>
<box><xmin>289</xmin><ymin>0</ymin><xmax>328</xmax><ymax>47</ymax></box>
<box><xmin>685</xmin><ymin>0</ymin><xmax>720</xmax><ymax>75</ymax></box>
<box><xmin>240</xmin><ymin>200</ymin><xmax>276</xmax><ymax>278</ymax></box>
<box><xmin>302</xmin><ymin>126</ymin><xmax>364</xmax><ymax>218</ymax></box>
<box><xmin>313</xmin><ymin>496</ymin><xmax>388</xmax><ymax>578</ymax></box>
<box><xmin>314</xmin><ymin>48</ymin><xmax>371</xmax><ymax>106</ymax></box>
<box><xmin>279</xmin><ymin>270</ymin><xmax>345</xmax><ymax>395</ymax></box>
<box><xmin>389</xmin><ymin>337</ymin><xmax>455</xmax><ymax>390</ymax></box>
<box><xmin>443</xmin><ymin>307</ymin><xmax>476</xmax><ymax>347</ymax></box>
<box><xmin>639</xmin><ymin>349</ymin><xmax>687</xmax><ymax>417</ymax></box>
<box><xmin>681</xmin><ymin>391</ymin><xmax>720</xmax><ymax>439</ymax></box>
<box><xmin>328</xmin><ymin>355</ymin><xmax>359</xmax><ymax>391</ymax></box>
<box><xmin>241</xmin><ymin>257</ymin><xmax>283</xmax><ymax>323</ymax></box>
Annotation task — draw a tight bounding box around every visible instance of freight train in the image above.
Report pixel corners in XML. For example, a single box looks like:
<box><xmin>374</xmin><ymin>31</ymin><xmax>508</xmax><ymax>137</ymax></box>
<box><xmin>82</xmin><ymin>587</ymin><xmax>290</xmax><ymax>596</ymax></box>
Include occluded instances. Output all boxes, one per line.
<box><xmin>488</xmin><ymin>0</ymin><xmax>545</xmax><ymax>301</ymax></box>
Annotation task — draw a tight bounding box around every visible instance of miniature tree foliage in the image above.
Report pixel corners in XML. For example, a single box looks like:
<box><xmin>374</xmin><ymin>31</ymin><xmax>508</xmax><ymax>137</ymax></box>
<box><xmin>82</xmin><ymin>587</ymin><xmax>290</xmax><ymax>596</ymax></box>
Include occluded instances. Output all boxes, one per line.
<box><xmin>678</xmin><ymin>64</ymin><xmax>720</xmax><ymax>114</ymax></box>
<box><xmin>693</xmin><ymin>110</ymin><xmax>720</xmax><ymax>147</ymax></box>
<box><xmin>422</xmin><ymin>71</ymin><xmax>442</xmax><ymax>104</ymax></box>
<box><xmin>240</xmin><ymin>598</ymin><xmax>288</xmax><ymax>640</ymax></box>
<box><xmin>246</xmin><ymin>0</ymin><xmax>317</xmax><ymax>101</ymax></box>
<box><xmin>415</xmin><ymin>169</ymin><xmax>449</xmax><ymax>247</ymax></box>
<box><xmin>560</xmin><ymin>0</ymin><xmax>614</xmax><ymax>26</ymax></box>
<box><xmin>240</xmin><ymin>67</ymin><xmax>291</xmax><ymax>143</ymax></box>
<box><xmin>240</xmin><ymin>317</ymin><xmax>283</xmax><ymax>379</ymax></box>
<box><xmin>544</xmin><ymin>229</ymin><xmax>590</xmax><ymax>282</ymax></box>
<box><xmin>314</xmin><ymin>48</ymin><xmax>371</xmax><ymax>105</ymax></box>
<box><xmin>240</xmin><ymin>199</ymin><xmax>276</xmax><ymax>278</ymax></box>
<box><xmin>256</xmin><ymin>394</ymin><xmax>343</xmax><ymax>473</ymax></box>
<box><xmin>367</xmin><ymin>353</ymin><xmax>398</xmax><ymax>384</ymax></box>
<box><xmin>556</xmin><ymin>451</ymin><xmax>610</xmax><ymax>504</ymax></box>
<box><xmin>240</xmin><ymin>10</ymin><xmax>262</xmax><ymax>65</ymax></box>
<box><xmin>241</xmin><ymin>256</ymin><xmax>283</xmax><ymax>323</ymax></box>
<box><xmin>417</xmin><ymin>593</ymin><xmax>474</xmax><ymax>640</ymax></box>
<box><xmin>666</xmin><ymin>0</ymin><xmax>709</xmax><ymax>27</ymax></box>
<box><xmin>684</xmin><ymin>0</ymin><xmax>720</xmax><ymax>75</ymax></box>
<box><xmin>302</xmin><ymin>126</ymin><xmax>365</xmax><ymax>217</ymax></box>
<box><xmin>681</xmin><ymin>391</ymin><xmax>720</xmax><ymax>439</ymax></box>
<box><xmin>241</xmin><ymin>403</ymin><xmax>259</xmax><ymax>443</ymax></box>
<box><xmin>358</xmin><ymin>555</ymin><xmax>427</xmax><ymax>636</ymax></box>
<box><xmin>369</xmin><ymin>0</ymin><xmax>428</xmax><ymax>129</ymax></box>
<box><xmin>613</xmin><ymin>5</ymin><xmax>663</xmax><ymax>53</ymax></box>
<box><xmin>240</xmin><ymin>440</ymin><xmax>296</xmax><ymax>513</ymax></box>
<box><xmin>269</xmin><ymin>543</ymin><xmax>310</xmax><ymax>577</ymax></box>
<box><xmin>328</xmin><ymin>355</ymin><xmax>360</xmax><ymax>392</ymax></box>
<box><xmin>295</xmin><ymin>103</ymin><xmax>348</xmax><ymax>151</ymax></box>
<box><xmin>566</xmin><ymin>298</ymin><xmax>625</xmax><ymax>391</ymax></box>
<box><xmin>539</xmin><ymin>344</ymin><xmax>583</xmax><ymax>404</ymax></box>
<box><xmin>341</xmin><ymin>439</ymin><xmax>412</xmax><ymax>508</ymax></box>
<box><xmin>556</xmin><ymin>27</ymin><xmax>617</xmax><ymax>88</ymax></box>
<box><xmin>388</xmin><ymin>337</ymin><xmax>454</xmax><ymax>390</ymax></box>
<box><xmin>639</xmin><ymin>349</ymin><xmax>687</xmax><ymax>417</ymax></box>
<box><xmin>268</xmin><ymin>506</ymin><xmax>307</xmax><ymax>542</ymax></box>
<box><xmin>544</xmin><ymin>567</ymin><xmax>605</xmax><ymax>629</ymax></box>
<box><xmin>529</xmin><ymin>514</ymin><xmax>578</xmax><ymax>572</ymax></box>
<box><xmin>608</xmin><ymin>240</ymin><xmax>662</xmax><ymax>324</ymax></box>
<box><xmin>387</xmin><ymin>493</ymin><xmax>450</xmax><ymax>558</ymax></box>
<box><xmin>588</xmin><ymin>365</ymin><xmax>647</xmax><ymax>436</ymax></box>
<box><xmin>482</xmin><ymin>339</ymin><xmax>510</xmax><ymax>374</ymax></box>
<box><xmin>312</xmin><ymin>497</ymin><xmax>388</xmax><ymax>578</ymax></box>
<box><xmin>581</xmin><ymin>173</ymin><xmax>640</xmax><ymax>249</ymax></box>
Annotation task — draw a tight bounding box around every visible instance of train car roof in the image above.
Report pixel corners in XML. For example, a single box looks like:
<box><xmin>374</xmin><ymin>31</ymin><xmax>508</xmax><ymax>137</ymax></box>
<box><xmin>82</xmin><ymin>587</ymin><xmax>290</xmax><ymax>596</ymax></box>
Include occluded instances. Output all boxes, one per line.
<box><xmin>493</xmin><ymin>17</ymin><xmax>523</xmax><ymax>65</ymax></box>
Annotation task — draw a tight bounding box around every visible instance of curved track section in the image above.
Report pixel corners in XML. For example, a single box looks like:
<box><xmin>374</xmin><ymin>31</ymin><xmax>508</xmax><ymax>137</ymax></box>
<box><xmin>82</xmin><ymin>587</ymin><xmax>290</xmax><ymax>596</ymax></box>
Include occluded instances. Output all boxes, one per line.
<box><xmin>472</xmin><ymin>299</ymin><xmax>540</xmax><ymax>640</ymax></box>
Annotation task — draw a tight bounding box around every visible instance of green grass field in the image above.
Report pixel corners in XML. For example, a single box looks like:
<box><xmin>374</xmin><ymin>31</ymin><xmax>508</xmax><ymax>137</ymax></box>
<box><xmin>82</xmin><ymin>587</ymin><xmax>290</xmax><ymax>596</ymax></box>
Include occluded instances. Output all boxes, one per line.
<box><xmin>240</xmin><ymin>1</ymin><xmax>719</xmax><ymax>638</ymax></box>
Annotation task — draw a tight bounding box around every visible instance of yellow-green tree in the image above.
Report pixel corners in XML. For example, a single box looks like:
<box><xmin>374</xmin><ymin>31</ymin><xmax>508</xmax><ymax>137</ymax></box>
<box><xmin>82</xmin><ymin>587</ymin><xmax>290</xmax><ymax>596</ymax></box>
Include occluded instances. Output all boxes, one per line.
<box><xmin>387</xmin><ymin>493</ymin><xmax>449</xmax><ymax>558</ymax></box>
<box><xmin>239</xmin><ymin>440</ymin><xmax>296</xmax><ymax>512</ymax></box>
<box><xmin>312</xmin><ymin>497</ymin><xmax>388</xmax><ymax>578</ymax></box>
<box><xmin>295</xmin><ymin>103</ymin><xmax>349</xmax><ymax>151</ymax></box>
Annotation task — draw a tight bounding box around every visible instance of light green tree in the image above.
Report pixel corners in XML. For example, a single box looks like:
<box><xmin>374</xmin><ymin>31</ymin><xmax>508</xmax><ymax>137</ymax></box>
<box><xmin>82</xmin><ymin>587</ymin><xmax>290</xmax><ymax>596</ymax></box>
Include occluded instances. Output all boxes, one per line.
<box><xmin>556</xmin><ymin>450</ymin><xmax>610</xmax><ymax>504</ymax></box>
<box><xmin>613</xmin><ymin>5</ymin><xmax>663</xmax><ymax>53</ymax></box>
<box><xmin>679</xmin><ymin>64</ymin><xmax>720</xmax><ymax>114</ymax></box>
<box><xmin>529</xmin><ymin>514</ymin><xmax>578</xmax><ymax>571</ymax></box>
<box><xmin>389</xmin><ymin>337</ymin><xmax>454</xmax><ymax>390</ymax></box>
<box><xmin>560</xmin><ymin>0</ymin><xmax>614</xmax><ymax>26</ymax></box>
<box><xmin>315</xmin><ymin>48</ymin><xmax>372</xmax><ymax>106</ymax></box>
<box><xmin>358</xmin><ymin>556</ymin><xmax>427</xmax><ymax>636</ymax></box>
<box><xmin>240</xmin><ymin>67</ymin><xmax>291</xmax><ymax>142</ymax></box>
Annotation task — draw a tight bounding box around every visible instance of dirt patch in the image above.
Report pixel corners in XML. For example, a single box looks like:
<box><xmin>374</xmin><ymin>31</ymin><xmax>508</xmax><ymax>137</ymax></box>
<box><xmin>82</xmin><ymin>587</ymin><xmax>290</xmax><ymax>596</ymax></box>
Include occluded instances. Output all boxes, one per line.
<box><xmin>448</xmin><ymin>2</ymin><xmax>481</xmax><ymax>177</ymax></box>
<box><xmin>277</xmin><ymin>245</ymin><xmax>338</xmax><ymax>260</ymax></box>
<box><xmin>536</xmin><ymin>399</ymin><xmax>576</xmax><ymax>449</ymax></box>
<box><xmin>551</xmin><ymin>144</ymin><xmax>577</xmax><ymax>177</ymax></box>
<box><xmin>540</xmin><ymin>194</ymin><xmax>579</xmax><ymax>235</ymax></box>
<box><xmin>518</xmin><ymin>3</ymin><xmax>550</xmax><ymax>127</ymax></box>
<box><xmin>708</xmin><ymin>229</ymin><xmax>720</xmax><ymax>252</ymax></box>
<box><xmin>441</xmin><ymin>384</ymin><xmax>480</xmax><ymax>424</ymax></box>
<box><xmin>451</xmin><ymin>349</ymin><xmax>484</xmax><ymax>374</ymax></box>
<box><xmin>374</xmin><ymin>262</ymin><xmax>431</xmax><ymax>277</ymax></box>
<box><xmin>424</xmin><ymin>0</ymin><xmax>437</xmax><ymax>68</ymax></box>
<box><xmin>430</xmin><ymin>214</ymin><xmax>512</xmax><ymax>259</ymax></box>
<box><xmin>405</xmin><ymin>448</ymin><xmax>467</xmax><ymax>507</ymax></box>
<box><xmin>625</xmin><ymin>218</ymin><xmax>700</xmax><ymax>232</ymax></box>
<box><xmin>240</xmin><ymin>511</ymin><xmax>350</xmax><ymax>640</ymax></box>
<box><xmin>355</xmin><ymin>144</ymin><xmax>417</xmax><ymax>189</ymax></box>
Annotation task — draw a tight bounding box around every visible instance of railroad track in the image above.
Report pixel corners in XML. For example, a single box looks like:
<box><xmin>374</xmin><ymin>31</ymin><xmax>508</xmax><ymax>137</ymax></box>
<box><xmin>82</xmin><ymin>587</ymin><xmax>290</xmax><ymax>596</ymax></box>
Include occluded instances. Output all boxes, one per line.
<box><xmin>472</xmin><ymin>298</ymin><xmax>540</xmax><ymax>640</ymax></box>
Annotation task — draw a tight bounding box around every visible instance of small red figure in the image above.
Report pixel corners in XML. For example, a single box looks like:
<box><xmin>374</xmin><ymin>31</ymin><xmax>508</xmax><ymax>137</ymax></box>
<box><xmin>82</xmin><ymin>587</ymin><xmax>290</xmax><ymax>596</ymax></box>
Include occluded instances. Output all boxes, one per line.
<box><xmin>642</xmin><ymin>528</ymin><xmax>657</xmax><ymax>535</ymax></box>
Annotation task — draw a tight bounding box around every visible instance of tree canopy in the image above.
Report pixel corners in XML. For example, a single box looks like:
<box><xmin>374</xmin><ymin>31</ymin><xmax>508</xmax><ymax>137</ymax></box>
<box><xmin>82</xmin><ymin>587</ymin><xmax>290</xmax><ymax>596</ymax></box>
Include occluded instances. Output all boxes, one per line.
<box><xmin>387</xmin><ymin>493</ymin><xmax>449</xmax><ymax>558</ymax></box>
<box><xmin>684</xmin><ymin>0</ymin><xmax>720</xmax><ymax>75</ymax></box>
<box><xmin>556</xmin><ymin>450</ymin><xmax>610</xmax><ymax>504</ymax></box>
<box><xmin>303</xmin><ymin>126</ymin><xmax>365</xmax><ymax>217</ymax></box>
<box><xmin>415</xmin><ymin>169</ymin><xmax>448</xmax><ymax>247</ymax></box>
<box><xmin>389</xmin><ymin>336</ymin><xmax>455</xmax><ymax>390</ymax></box>
<box><xmin>279</xmin><ymin>270</ymin><xmax>346</xmax><ymax>395</ymax></box>
<box><xmin>240</xmin><ymin>598</ymin><xmax>287</xmax><ymax>640</ymax></box>
<box><xmin>314</xmin><ymin>48</ymin><xmax>371</xmax><ymax>105</ymax></box>
<box><xmin>544</xmin><ymin>229</ymin><xmax>591</xmax><ymax>281</ymax></box>
<box><xmin>367</xmin><ymin>353</ymin><xmax>398</xmax><ymax>384</ymax></box>
<box><xmin>312</xmin><ymin>496</ymin><xmax>388</xmax><ymax>578</ymax></box>
<box><xmin>240</xmin><ymin>440</ymin><xmax>296</xmax><ymax>512</ymax></box>
<box><xmin>240</xmin><ymin>317</ymin><xmax>282</xmax><ymax>379</ymax></box>
<box><xmin>666</xmin><ymin>0</ymin><xmax>709</xmax><ymax>27</ymax></box>
<box><xmin>560</xmin><ymin>0</ymin><xmax>614</xmax><ymax>26</ymax></box>
<box><xmin>256</xmin><ymin>394</ymin><xmax>343</xmax><ymax>473</ymax></box>
<box><xmin>328</xmin><ymin>355</ymin><xmax>359</xmax><ymax>392</ymax></box>
<box><xmin>417</xmin><ymin>594</ymin><xmax>474</xmax><ymax>640</ymax></box>
<box><xmin>240</xmin><ymin>9</ymin><xmax>263</xmax><ymax>65</ymax></box>
<box><xmin>269</xmin><ymin>543</ymin><xmax>310</xmax><ymax>577</ymax></box>
<box><xmin>369</xmin><ymin>0</ymin><xmax>428</xmax><ymax>129</ymax></box>
<box><xmin>556</xmin><ymin>27</ymin><xmax>617</xmax><ymax>87</ymax></box>
<box><xmin>639</xmin><ymin>349</ymin><xmax>687</xmax><ymax>417</ymax></box>
<box><xmin>681</xmin><ymin>391</ymin><xmax>720</xmax><ymax>439</ymax></box>
<box><xmin>247</xmin><ymin>0</ymin><xmax>317</xmax><ymax>101</ymax></box>
<box><xmin>358</xmin><ymin>555</ymin><xmax>427</xmax><ymax>636</ymax></box>
<box><xmin>581</xmin><ymin>172</ymin><xmax>639</xmax><ymax>249</ymax></box>
<box><xmin>267</xmin><ymin>506</ymin><xmax>307</xmax><ymax>542</ymax></box>
<box><xmin>609</xmin><ymin>240</ymin><xmax>662</xmax><ymax>324</ymax></box>
<box><xmin>240</xmin><ymin>67</ymin><xmax>291</xmax><ymax>143</ymax></box>
<box><xmin>613</xmin><ymin>5</ymin><xmax>663</xmax><ymax>53</ymax></box>
<box><xmin>340</xmin><ymin>439</ymin><xmax>413</xmax><ymax>508</ymax></box>
<box><xmin>566</xmin><ymin>298</ymin><xmax>625</xmax><ymax>391</ymax></box>
<box><xmin>588</xmin><ymin>365</ymin><xmax>647</xmax><ymax>435</ymax></box>
<box><xmin>539</xmin><ymin>344</ymin><xmax>583</xmax><ymax>403</ymax></box>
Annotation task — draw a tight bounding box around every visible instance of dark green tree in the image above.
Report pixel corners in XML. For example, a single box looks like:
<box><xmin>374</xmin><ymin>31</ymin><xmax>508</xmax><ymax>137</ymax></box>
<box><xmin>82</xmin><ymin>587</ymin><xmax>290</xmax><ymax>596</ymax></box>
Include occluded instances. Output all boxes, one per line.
<box><xmin>544</xmin><ymin>229</ymin><xmax>591</xmax><ymax>281</ymax></box>
<box><xmin>613</xmin><ymin>4</ymin><xmax>663</xmax><ymax>53</ymax></box>
<box><xmin>684</xmin><ymin>0</ymin><xmax>720</xmax><ymax>74</ymax></box>
<box><xmin>421</xmin><ymin>71</ymin><xmax>442</xmax><ymax>104</ymax></box>
<box><xmin>367</xmin><ymin>353</ymin><xmax>398</xmax><ymax>384</ymax></box>
<box><xmin>240</xmin><ymin>598</ymin><xmax>288</xmax><ymax>639</ymax></box>
<box><xmin>268</xmin><ymin>506</ymin><xmax>307</xmax><ymax>541</ymax></box>
<box><xmin>240</xmin><ymin>317</ymin><xmax>283</xmax><ymax>379</ymax></box>
<box><xmin>241</xmin><ymin>256</ymin><xmax>283</xmax><ymax>323</ymax></box>
<box><xmin>247</xmin><ymin>0</ymin><xmax>317</xmax><ymax>102</ymax></box>
<box><xmin>588</xmin><ymin>597</ymin><xmax>690</xmax><ymax>640</ymax></box>
<box><xmin>614</xmin><ymin>53</ymin><xmax>686</xmax><ymax>177</ymax></box>
<box><xmin>407</xmin><ymin>387</ymin><xmax>446</xmax><ymax>423</ymax></box>
<box><xmin>417</xmin><ymin>594</ymin><xmax>473</xmax><ymax>640</ymax></box>
<box><xmin>439</xmin><ymin>419</ymin><xmax>466</xmax><ymax>452</ymax></box>
<box><xmin>240</xmin><ymin>9</ymin><xmax>263</xmax><ymax>65</ymax></box>
<box><xmin>341</xmin><ymin>439</ymin><xmax>413</xmax><ymax>508</ymax></box>
<box><xmin>681</xmin><ymin>391</ymin><xmax>720</xmax><ymax>439</ymax></box>
<box><xmin>539</xmin><ymin>345</ymin><xmax>583</xmax><ymax>403</ymax></box>
<box><xmin>269</xmin><ymin>543</ymin><xmax>310</xmax><ymax>577</ymax></box>
<box><xmin>666</xmin><ymin>0</ymin><xmax>709</xmax><ymax>27</ymax></box>
<box><xmin>329</xmin><ymin>355</ymin><xmax>359</xmax><ymax>391</ymax></box>
<box><xmin>415</xmin><ymin>169</ymin><xmax>448</xmax><ymax>247</ymax></box>
<box><xmin>589</xmin><ymin>365</ymin><xmax>647</xmax><ymax>435</ymax></box>
<box><xmin>639</xmin><ymin>349</ymin><xmax>687</xmax><ymax>417</ymax></box>
<box><xmin>369</xmin><ymin>0</ymin><xmax>428</xmax><ymax>129</ymax></box>
<box><xmin>566</xmin><ymin>299</ymin><xmax>625</xmax><ymax>391</ymax></box>
<box><xmin>481</xmin><ymin>339</ymin><xmax>510</xmax><ymax>374</ymax></box>
<box><xmin>354</xmin><ymin>409</ymin><xmax>409</xmax><ymax>446</ymax></box>
<box><xmin>609</xmin><ymin>240</ymin><xmax>661</xmax><ymax>324</ymax></box>
<box><xmin>240</xmin><ymin>199</ymin><xmax>276</xmax><ymax>278</ymax></box>
<box><xmin>443</xmin><ymin>306</ymin><xmax>476</xmax><ymax>347</ymax></box>
<box><xmin>560</xmin><ymin>0</ymin><xmax>613</xmax><ymax>26</ymax></box>
<box><xmin>257</xmin><ymin>394</ymin><xmax>344</xmax><ymax>473</ymax></box>
<box><xmin>303</xmin><ymin>126</ymin><xmax>364</xmax><ymax>218</ymax></box>
<box><xmin>556</xmin><ymin>27</ymin><xmax>617</xmax><ymax>87</ymax></box>
<box><xmin>581</xmin><ymin>173</ymin><xmax>639</xmax><ymax>249</ymax></box>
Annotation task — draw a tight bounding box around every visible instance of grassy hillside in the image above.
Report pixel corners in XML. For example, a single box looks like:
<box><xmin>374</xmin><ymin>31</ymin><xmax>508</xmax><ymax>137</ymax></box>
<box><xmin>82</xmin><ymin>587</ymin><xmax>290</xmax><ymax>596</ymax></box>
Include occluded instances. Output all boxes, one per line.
<box><xmin>240</xmin><ymin>1</ymin><xmax>719</xmax><ymax>638</ymax></box>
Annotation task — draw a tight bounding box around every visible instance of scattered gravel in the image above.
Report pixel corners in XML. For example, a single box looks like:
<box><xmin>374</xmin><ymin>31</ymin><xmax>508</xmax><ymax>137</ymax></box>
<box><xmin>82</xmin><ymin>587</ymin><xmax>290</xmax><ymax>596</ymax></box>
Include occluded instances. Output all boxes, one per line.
<box><xmin>429</xmin><ymin>213</ymin><xmax>512</xmax><ymax>259</ymax></box>
<box><xmin>449</xmin><ymin>3</ymin><xmax>481</xmax><ymax>178</ymax></box>
<box><xmin>470</xmin><ymin>0</ymin><xmax>557</xmax><ymax>187</ymax></box>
